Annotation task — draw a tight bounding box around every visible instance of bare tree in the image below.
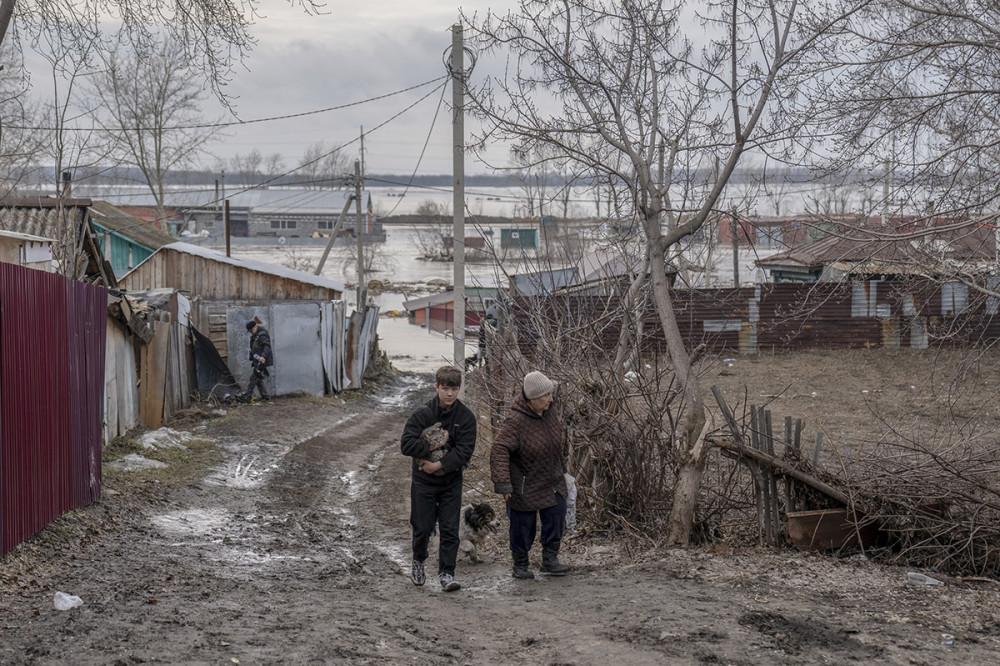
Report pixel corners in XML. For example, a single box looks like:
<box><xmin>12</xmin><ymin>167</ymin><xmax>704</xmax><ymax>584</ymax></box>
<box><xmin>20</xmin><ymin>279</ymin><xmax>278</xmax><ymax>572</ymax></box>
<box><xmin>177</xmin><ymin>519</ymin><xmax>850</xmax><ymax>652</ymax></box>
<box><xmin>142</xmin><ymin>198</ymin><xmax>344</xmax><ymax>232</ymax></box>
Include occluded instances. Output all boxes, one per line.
<box><xmin>804</xmin><ymin>1</ymin><xmax>1000</xmax><ymax>219</ymax></box>
<box><xmin>91</xmin><ymin>39</ymin><xmax>222</xmax><ymax>222</ymax></box>
<box><xmin>466</xmin><ymin>1</ymin><xmax>860</xmax><ymax>544</ymax></box>
<box><xmin>336</xmin><ymin>240</ymin><xmax>397</xmax><ymax>283</ymax></box>
<box><xmin>412</xmin><ymin>199</ymin><xmax>451</xmax><ymax>260</ymax></box>
<box><xmin>0</xmin><ymin>48</ymin><xmax>46</xmax><ymax>195</ymax></box>
<box><xmin>34</xmin><ymin>23</ymin><xmax>112</xmax><ymax>276</ymax></box>
<box><xmin>508</xmin><ymin>142</ymin><xmax>548</xmax><ymax>219</ymax></box>
<box><xmin>229</xmin><ymin>149</ymin><xmax>264</xmax><ymax>188</ymax></box>
<box><xmin>298</xmin><ymin>141</ymin><xmax>349</xmax><ymax>189</ymax></box>
<box><xmin>263</xmin><ymin>152</ymin><xmax>286</xmax><ymax>180</ymax></box>
<box><xmin>0</xmin><ymin>0</ymin><xmax>323</xmax><ymax>98</ymax></box>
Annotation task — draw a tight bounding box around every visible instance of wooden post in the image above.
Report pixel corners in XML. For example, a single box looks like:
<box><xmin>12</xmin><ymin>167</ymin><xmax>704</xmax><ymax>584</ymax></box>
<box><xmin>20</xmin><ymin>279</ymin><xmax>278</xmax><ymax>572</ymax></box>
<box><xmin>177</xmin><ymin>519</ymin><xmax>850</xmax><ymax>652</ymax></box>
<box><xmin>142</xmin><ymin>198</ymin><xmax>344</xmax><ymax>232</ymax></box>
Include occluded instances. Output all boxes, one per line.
<box><xmin>812</xmin><ymin>431</ymin><xmax>824</xmax><ymax>466</ymax></box>
<box><xmin>224</xmin><ymin>199</ymin><xmax>231</xmax><ymax>258</ymax></box>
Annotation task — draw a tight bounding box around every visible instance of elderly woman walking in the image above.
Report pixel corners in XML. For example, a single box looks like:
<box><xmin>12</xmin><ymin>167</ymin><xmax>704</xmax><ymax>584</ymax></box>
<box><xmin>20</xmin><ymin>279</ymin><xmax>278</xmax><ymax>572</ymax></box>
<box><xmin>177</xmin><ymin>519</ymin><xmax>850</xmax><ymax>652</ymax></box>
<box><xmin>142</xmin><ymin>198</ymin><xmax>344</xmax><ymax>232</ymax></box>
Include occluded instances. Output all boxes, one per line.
<box><xmin>490</xmin><ymin>371</ymin><xmax>570</xmax><ymax>579</ymax></box>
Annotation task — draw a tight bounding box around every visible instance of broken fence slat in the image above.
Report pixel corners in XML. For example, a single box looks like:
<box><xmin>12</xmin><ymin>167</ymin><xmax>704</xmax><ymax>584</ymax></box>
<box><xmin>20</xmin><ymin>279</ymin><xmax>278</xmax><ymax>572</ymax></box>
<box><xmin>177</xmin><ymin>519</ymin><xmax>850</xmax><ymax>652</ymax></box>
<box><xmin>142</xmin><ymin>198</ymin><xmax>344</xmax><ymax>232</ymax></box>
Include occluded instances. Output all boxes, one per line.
<box><xmin>707</xmin><ymin>435</ymin><xmax>852</xmax><ymax>507</ymax></box>
<box><xmin>812</xmin><ymin>431</ymin><xmax>824</xmax><ymax>466</ymax></box>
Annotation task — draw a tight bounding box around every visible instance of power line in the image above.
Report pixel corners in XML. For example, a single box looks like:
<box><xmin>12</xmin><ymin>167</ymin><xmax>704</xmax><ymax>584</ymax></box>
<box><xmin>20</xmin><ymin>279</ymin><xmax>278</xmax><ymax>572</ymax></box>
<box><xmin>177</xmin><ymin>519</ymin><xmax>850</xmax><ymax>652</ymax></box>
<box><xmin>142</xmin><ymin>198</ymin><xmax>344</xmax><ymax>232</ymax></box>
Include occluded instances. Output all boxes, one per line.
<box><xmin>382</xmin><ymin>81</ymin><xmax>449</xmax><ymax>217</ymax></box>
<box><xmin>75</xmin><ymin>80</ymin><xmax>451</xmax><ymax>234</ymax></box>
<box><xmin>6</xmin><ymin>76</ymin><xmax>449</xmax><ymax>132</ymax></box>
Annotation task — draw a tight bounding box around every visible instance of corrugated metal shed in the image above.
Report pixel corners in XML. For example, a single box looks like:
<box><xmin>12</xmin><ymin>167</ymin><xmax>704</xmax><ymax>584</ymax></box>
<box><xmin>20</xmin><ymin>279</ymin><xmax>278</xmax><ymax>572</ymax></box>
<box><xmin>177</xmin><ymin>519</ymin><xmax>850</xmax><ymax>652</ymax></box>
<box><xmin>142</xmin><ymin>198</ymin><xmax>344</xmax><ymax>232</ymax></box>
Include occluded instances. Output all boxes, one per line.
<box><xmin>119</xmin><ymin>242</ymin><xmax>345</xmax><ymax>301</ymax></box>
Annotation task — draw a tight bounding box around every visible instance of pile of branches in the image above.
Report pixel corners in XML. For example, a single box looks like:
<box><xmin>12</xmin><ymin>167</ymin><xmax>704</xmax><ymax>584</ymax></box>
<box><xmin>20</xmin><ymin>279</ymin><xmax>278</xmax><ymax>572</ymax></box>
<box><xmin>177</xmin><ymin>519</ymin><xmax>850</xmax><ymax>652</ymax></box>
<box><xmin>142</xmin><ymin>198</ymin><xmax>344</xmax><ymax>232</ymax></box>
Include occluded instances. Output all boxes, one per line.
<box><xmin>845</xmin><ymin>430</ymin><xmax>1000</xmax><ymax>578</ymax></box>
<box><xmin>478</xmin><ymin>292</ymin><xmax>692</xmax><ymax>538</ymax></box>
<box><xmin>709</xmin><ymin>380</ymin><xmax>1000</xmax><ymax>577</ymax></box>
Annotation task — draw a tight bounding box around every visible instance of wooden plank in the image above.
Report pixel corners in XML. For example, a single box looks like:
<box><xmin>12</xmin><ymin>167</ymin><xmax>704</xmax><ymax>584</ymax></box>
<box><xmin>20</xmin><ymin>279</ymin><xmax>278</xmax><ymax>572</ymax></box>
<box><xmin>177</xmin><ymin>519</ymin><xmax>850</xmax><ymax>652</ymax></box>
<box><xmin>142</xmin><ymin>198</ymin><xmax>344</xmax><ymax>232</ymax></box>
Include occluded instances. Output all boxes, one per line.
<box><xmin>139</xmin><ymin>320</ymin><xmax>169</xmax><ymax>429</ymax></box>
<box><xmin>765</xmin><ymin>410</ymin><xmax>780</xmax><ymax>545</ymax></box>
<box><xmin>709</xmin><ymin>435</ymin><xmax>851</xmax><ymax>506</ymax></box>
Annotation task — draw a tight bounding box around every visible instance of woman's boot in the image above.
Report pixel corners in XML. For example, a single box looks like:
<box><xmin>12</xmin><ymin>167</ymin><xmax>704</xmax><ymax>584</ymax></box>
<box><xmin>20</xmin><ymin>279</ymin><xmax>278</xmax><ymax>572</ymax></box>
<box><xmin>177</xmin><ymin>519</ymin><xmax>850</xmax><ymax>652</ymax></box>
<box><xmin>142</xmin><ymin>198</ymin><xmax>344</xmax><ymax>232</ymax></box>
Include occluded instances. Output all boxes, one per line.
<box><xmin>540</xmin><ymin>545</ymin><xmax>569</xmax><ymax>575</ymax></box>
<box><xmin>512</xmin><ymin>552</ymin><xmax>534</xmax><ymax>579</ymax></box>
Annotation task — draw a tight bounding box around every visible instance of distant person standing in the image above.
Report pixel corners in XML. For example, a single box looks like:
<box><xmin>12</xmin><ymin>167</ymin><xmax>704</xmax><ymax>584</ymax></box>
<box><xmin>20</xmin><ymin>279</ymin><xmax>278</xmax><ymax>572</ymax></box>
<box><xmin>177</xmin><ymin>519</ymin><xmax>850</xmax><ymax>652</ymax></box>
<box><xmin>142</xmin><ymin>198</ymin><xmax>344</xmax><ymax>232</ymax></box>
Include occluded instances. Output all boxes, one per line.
<box><xmin>238</xmin><ymin>317</ymin><xmax>272</xmax><ymax>402</ymax></box>
<box><xmin>400</xmin><ymin>366</ymin><xmax>477</xmax><ymax>592</ymax></box>
<box><xmin>491</xmin><ymin>371</ymin><xmax>570</xmax><ymax>579</ymax></box>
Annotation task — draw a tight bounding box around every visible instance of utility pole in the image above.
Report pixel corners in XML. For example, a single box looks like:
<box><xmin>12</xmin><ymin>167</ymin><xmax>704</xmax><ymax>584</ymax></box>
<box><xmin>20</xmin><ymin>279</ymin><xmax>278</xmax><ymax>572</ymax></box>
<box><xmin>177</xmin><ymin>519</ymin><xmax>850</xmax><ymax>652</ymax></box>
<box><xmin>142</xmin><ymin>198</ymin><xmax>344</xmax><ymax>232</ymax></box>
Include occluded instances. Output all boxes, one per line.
<box><xmin>731</xmin><ymin>211</ymin><xmax>739</xmax><ymax>287</ymax></box>
<box><xmin>224</xmin><ymin>199</ymin><xmax>231</xmax><ymax>258</ymax></box>
<box><xmin>451</xmin><ymin>22</ymin><xmax>466</xmax><ymax>373</ymax></box>
<box><xmin>354</xmin><ymin>159</ymin><xmax>366</xmax><ymax>307</ymax></box>
<box><xmin>360</xmin><ymin>126</ymin><xmax>366</xmax><ymax>185</ymax></box>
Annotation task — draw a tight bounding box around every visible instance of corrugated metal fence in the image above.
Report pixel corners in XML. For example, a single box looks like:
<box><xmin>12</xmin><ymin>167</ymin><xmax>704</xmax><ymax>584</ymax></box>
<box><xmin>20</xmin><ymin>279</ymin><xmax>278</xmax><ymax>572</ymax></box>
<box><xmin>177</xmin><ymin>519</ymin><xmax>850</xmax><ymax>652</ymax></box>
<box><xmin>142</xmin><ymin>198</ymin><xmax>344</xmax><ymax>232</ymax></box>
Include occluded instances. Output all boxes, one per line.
<box><xmin>516</xmin><ymin>279</ymin><xmax>1000</xmax><ymax>356</ymax></box>
<box><xmin>0</xmin><ymin>263</ymin><xmax>106</xmax><ymax>556</ymax></box>
<box><xmin>226</xmin><ymin>302</ymin><xmax>380</xmax><ymax>396</ymax></box>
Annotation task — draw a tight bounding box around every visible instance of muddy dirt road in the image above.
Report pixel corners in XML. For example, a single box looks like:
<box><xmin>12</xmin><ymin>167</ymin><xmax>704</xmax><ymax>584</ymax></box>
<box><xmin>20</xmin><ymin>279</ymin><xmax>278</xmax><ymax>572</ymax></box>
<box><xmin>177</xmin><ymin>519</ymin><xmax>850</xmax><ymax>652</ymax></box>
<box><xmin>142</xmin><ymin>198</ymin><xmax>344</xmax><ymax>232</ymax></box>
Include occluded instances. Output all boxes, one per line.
<box><xmin>2</xmin><ymin>369</ymin><xmax>998</xmax><ymax>665</ymax></box>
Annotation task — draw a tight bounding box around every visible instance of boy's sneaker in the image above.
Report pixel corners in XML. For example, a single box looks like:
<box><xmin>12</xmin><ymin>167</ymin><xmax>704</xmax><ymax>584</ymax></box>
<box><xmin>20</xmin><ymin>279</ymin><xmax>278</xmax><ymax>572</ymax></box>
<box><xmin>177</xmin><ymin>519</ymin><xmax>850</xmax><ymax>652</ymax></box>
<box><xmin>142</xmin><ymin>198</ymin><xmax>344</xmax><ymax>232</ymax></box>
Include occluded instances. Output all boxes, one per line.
<box><xmin>439</xmin><ymin>573</ymin><xmax>461</xmax><ymax>592</ymax></box>
<box><xmin>411</xmin><ymin>559</ymin><xmax>425</xmax><ymax>586</ymax></box>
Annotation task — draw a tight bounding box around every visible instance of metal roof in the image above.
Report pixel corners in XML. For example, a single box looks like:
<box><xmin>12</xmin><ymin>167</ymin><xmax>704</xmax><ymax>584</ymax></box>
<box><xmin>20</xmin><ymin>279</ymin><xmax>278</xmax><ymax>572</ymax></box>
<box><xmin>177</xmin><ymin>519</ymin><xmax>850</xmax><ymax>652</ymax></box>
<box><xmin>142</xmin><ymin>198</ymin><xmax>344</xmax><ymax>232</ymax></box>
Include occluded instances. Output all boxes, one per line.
<box><xmin>0</xmin><ymin>229</ymin><xmax>55</xmax><ymax>243</ymax></box>
<box><xmin>757</xmin><ymin>224</ymin><xmax>997</xmax><ymax>272</ymax></box>
<box><xmin>88</xmin><ymin>200</ymin><xmax>176</xmax><ymax>250</ymax></box>
<box><xmin>153</xmin><ymin>242</ymin><xmax>347</xmax><ymax>292</ymax></box>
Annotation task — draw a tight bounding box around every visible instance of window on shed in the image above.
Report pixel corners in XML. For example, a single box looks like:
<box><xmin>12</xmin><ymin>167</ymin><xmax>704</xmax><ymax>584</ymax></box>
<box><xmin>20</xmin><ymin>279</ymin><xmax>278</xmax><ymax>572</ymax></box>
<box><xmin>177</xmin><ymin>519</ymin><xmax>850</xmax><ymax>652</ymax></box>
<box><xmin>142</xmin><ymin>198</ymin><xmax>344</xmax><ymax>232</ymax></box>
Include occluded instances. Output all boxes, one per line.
<box><xmin>941</xmin><ymin>282</ymin><xmax>969</xmax><ymax>316</ymax></box>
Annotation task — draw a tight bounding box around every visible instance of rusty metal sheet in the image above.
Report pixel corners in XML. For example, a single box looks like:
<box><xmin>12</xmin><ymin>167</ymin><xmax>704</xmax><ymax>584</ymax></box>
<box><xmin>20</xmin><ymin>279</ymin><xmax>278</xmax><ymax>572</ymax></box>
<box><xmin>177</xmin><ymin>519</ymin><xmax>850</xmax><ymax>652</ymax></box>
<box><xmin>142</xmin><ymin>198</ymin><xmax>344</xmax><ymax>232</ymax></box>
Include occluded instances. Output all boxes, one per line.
<box><xmin>786</xmin><ymin>509</ymin><xmax>877</xmax><ymax>552</ymax></box>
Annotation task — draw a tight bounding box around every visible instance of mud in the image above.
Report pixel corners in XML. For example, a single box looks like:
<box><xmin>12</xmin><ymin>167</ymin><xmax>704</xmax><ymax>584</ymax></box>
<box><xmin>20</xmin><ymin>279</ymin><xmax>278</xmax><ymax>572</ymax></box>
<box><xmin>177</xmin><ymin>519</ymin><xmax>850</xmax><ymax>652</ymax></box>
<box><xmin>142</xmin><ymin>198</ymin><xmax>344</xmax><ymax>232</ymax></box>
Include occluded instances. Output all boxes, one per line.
<box><xmin>2</xmin><ymin>360</ymin><xmax>999</xmax><ymax>665</ymax></box>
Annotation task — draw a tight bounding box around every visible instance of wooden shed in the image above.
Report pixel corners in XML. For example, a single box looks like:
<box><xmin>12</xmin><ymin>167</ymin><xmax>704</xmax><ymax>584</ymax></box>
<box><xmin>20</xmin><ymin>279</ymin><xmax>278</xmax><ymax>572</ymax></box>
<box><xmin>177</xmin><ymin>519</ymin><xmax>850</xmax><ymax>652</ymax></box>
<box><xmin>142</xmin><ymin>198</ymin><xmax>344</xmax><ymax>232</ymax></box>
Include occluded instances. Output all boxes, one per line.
<box><xmin>120</xmin><ymin>241</ymin><xmax>345</xmax><ymax>361</ymax></box>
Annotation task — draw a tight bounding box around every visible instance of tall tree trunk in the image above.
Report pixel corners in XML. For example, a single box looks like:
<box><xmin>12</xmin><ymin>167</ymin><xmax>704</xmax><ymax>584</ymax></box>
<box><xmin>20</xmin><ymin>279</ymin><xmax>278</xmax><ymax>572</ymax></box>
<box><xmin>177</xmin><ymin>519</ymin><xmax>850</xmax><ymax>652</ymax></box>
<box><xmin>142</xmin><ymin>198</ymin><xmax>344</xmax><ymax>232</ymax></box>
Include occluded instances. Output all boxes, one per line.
<box><xmin>646</xmin><ymin>221</ymin><xmax>707</xmax><ymax>544</ymax></box>
<box><xmin>0</xmin><ymin>0</ymin><xmax>14</xmax><ymax>50</ymax></box>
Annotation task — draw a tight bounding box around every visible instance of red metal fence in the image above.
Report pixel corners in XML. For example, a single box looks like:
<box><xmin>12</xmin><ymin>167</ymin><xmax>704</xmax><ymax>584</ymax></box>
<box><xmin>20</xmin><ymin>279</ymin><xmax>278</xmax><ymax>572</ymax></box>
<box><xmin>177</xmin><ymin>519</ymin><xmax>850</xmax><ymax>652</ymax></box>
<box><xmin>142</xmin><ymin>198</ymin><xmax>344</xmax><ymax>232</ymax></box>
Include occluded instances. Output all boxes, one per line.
<box><xmin>514</xmin><ymin>279</ymin><xmax>1000</xmax><ymax>357</ymax></box>
<box><xmin>0</xmin><ymin>264</ymin><xmax>106</xmax><ymax>556</ymax></box>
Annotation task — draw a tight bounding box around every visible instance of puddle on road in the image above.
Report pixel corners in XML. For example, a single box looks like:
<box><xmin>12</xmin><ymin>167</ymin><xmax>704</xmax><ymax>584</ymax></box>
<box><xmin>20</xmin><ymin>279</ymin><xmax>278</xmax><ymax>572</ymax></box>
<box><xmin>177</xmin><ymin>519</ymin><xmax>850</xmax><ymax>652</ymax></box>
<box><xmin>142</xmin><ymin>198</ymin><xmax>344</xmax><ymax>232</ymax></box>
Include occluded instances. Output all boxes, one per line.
<box><xmin>147</xmin><ymin>380</ymin><xmax>446</xmax><ymax>578</ymax></box>
<box><xmin>375</xmin><ymin>372</ymin><xmax>430</xmax><ymax>410</ymax></box>
<box><xmin>151</xmin><ymin>507</ymin><xmax>232</xmax><ymax>538</ymax></box>
<box><xmin>206</xmin><ymin>449</ymin><xmax>286</xmax><ymax>490</ymax></box>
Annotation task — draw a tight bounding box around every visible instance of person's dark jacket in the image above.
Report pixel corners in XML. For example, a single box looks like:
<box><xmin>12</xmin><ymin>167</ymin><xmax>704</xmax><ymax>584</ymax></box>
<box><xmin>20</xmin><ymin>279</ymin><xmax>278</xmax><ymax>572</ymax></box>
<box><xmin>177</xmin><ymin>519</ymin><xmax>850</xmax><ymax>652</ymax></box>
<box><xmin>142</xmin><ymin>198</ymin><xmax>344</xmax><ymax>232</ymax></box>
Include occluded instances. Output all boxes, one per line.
<box><xmin>400</xmin><ymin>396</ymin><xmax>477</xmax><ymax>485</ymax></box>
<box><xmin>249</xmin><ymin>326</ymin><xmax>274</xmax><ymax>367</ymax></box>
<box><xmin>490</xmin><ymin>394</ymin><xmax>568</xmax><ymax>511</ymax></box>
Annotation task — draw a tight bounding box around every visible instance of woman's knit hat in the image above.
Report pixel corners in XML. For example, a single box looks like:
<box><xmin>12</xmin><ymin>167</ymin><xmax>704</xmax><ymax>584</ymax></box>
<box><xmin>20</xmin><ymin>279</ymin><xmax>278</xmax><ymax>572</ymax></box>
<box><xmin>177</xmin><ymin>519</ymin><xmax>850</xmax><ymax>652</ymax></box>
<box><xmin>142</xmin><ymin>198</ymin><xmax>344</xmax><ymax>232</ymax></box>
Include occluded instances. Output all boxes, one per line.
<box><xmin>522</xmin><ymin>371</ymin><xmax>555</xmax><ymax>400</ymax></box>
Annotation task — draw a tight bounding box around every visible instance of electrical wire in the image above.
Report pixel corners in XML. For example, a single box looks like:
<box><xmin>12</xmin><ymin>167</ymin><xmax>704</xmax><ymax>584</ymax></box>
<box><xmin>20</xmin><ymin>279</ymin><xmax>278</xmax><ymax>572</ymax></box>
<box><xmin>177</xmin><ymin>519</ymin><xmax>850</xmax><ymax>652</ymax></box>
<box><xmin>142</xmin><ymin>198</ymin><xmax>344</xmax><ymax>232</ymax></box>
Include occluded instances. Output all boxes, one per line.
<box><xmin>77</xmin><ymin>79</ymin><xmax>451</xmax><ymax>234</ymax></box>
<box><xmin>5</xmin><ymin>76</ymin><xmax>449</xmax><ymax>132</ymax></box>
<box><xmin>381</xmin><ymin>80</ymin><xmax>449</xmax><ymax>218</ymax></box>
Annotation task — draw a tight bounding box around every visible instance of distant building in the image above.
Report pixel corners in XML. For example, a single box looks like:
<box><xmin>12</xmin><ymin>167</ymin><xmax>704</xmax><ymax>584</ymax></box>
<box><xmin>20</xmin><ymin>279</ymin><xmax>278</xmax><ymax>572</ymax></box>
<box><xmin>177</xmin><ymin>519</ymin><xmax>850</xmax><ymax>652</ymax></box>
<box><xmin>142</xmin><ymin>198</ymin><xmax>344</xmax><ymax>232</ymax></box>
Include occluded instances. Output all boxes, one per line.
<box><xmin>756</xmin><ymin>221</ymin><xmax>995</xmax><ymax>283</ymax></box>
<box><xmin>0</xmin><ymin>197</ymin><xmax>116</xmax><ymax>286</ymax></box>
<box><xmin>403</xmin><ymin>287</ymin><xmax>499</xmax><ymax>334</ymax></box>
<box><xmin>0</xmin><ymin>229</ymin><xmax>54</xmax><ymax>271</ymax></box>
<box><xmin>87</xmin><ymin>188</ymin><xmax>386</xmax><ymax>243</ymax></box>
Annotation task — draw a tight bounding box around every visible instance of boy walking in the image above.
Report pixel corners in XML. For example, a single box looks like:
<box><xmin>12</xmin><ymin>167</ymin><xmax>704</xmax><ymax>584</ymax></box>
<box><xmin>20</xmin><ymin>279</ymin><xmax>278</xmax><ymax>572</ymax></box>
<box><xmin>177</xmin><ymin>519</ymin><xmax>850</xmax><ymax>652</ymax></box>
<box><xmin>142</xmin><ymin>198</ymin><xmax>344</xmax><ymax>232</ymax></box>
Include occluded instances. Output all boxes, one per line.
<box><xmin>400</xmin><ymin>366</ymin><xmax>477</xmax><ymax>591</ymax></box>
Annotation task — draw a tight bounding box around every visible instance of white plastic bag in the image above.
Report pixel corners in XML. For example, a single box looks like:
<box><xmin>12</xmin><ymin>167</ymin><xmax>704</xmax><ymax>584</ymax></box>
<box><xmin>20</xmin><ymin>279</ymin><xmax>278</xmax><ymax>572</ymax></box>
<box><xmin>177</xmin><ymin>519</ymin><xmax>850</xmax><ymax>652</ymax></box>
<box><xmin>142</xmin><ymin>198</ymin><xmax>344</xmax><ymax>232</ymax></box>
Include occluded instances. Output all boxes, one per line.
<box><xmin>53</xmin><ymin>591</ymin><xmax>84</xmax><ymax>611</ymax></box>
<box><xmin>564</xmin><ymin>473</ymin><xmax>578</xmax><ymax>532</ymax></box>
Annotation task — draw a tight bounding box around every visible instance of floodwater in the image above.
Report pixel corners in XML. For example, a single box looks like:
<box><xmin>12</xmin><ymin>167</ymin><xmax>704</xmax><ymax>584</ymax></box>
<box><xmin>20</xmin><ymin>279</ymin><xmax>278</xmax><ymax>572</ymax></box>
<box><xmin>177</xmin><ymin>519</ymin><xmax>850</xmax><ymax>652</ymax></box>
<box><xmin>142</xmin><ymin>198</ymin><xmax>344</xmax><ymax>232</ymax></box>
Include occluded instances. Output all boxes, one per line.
<box><xmin>216</xmin><ymin>223</ymin><xmax>777</xmax><ymax>373</ymax></box>
<box><xmin>222</xmin><ymin>225</ymin><xmax>524</xmax><ymax>373</ymax></box>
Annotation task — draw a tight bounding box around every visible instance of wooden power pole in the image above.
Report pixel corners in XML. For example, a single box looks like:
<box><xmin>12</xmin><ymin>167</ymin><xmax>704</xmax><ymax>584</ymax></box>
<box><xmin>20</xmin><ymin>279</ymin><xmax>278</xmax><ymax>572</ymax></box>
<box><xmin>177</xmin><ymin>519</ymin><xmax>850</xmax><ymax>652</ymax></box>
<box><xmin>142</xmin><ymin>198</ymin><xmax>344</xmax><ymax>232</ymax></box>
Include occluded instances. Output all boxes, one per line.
<box><xmin>452</xmin><ymin>22</ymin><xmax>466</xmax><ymax>373</ymax></box>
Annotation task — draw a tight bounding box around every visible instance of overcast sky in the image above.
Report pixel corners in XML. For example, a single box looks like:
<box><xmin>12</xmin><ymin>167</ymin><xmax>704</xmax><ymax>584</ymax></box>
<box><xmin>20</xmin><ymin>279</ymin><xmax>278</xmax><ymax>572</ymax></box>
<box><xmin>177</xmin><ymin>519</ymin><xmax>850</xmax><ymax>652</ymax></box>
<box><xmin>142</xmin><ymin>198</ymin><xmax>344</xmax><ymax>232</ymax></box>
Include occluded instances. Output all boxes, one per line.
<box><xmin>202</xmin><ymin>2</ymin><xmax>510</xmax><ymax>177</ymax></box>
